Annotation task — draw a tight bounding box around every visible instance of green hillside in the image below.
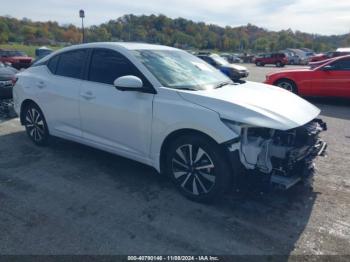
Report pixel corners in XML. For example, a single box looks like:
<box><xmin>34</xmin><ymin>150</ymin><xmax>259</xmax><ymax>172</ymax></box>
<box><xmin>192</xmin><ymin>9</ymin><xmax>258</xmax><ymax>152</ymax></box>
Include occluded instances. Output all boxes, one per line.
<box><xmin>1</xmin><ymin>14</ymin><xmax>350</xmax><ymax>52</ymax></box>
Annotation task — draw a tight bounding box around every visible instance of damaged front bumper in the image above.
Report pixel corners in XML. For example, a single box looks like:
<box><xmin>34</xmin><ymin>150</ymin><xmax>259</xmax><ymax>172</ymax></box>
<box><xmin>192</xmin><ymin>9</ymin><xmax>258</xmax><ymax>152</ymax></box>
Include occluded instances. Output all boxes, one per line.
<box><xmin>226</xmin><ymin>118</ymin><xmax>327</xmax><ymax>190</ymax></box>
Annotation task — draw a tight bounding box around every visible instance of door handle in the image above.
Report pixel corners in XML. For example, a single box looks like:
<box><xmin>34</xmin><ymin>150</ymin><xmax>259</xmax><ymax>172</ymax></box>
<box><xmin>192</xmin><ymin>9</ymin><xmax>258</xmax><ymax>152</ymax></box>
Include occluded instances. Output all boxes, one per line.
<box><xmin>81</xmin><ymin>91</ymin><xmax>95</xmax><ymax>100</ymax></box>
<box><xmin>37</xmin><ymin>81</ymin><xmax>45</xmax><ymax>89</ymax></box>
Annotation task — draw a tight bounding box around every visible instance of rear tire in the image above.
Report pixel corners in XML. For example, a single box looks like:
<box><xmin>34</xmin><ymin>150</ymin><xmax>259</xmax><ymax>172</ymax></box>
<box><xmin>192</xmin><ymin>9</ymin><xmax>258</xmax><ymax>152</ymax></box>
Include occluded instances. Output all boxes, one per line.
<box><xmin>165</xmin><ymin>135</ymin><xmax>232</xmax><ymax>202</ymax></box>
<box><xmin>275</xmin><ymin>79</ymin><xmax>298</xmax><ymax>94</ymax></box>
<box><xmin>23</xmin><ymin>103</ymin><xmax>50</xmax><ymax>146</ymax></box>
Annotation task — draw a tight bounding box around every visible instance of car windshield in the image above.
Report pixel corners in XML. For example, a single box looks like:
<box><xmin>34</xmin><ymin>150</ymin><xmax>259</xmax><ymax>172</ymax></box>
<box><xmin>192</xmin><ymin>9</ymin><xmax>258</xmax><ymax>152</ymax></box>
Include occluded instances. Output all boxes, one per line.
<box><xmin>133</xmin><ymin>50</ymin><xmax>232</xmax><ymax>90</ymax></box>
<box><xmin>210</xmin><ymin>54</ymin><xmax>229</xmax><ymax>66</ymax></box>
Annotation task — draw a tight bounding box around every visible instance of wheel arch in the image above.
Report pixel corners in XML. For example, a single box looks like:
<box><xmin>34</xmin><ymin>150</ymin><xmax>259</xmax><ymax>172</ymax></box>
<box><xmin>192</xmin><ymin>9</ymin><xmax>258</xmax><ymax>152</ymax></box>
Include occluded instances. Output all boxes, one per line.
<box><xmin>159</xmin><ymin>128</ymin><xmax>225</xmax><ymax>175</ymax></box>
<box><xmin>20</xmin><ymin>99</ymin><xmax>40</xmax><ymax>125</ymax></box>
<box><xmin>273</xmin><ymin>78</ymin><xmax>298</xmax><ymax>93</ymax></box>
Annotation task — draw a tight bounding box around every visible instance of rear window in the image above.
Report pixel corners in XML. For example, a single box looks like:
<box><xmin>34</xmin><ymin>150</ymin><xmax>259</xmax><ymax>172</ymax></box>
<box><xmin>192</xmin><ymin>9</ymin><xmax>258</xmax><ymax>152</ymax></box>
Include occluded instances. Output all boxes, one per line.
<box><xmin>55</xmin><ymin>50</ymin><xmax>87</xmax><ymax>79</ymax></box>
<box><xmin>274</xmin><ymin>53</ymin><xmax>285</xmax><ymax>58</ymax></box>
<box><xmin>47</xmin><ymin>55</ymin><xmax>60</xmax><ymax>73</ymax></box>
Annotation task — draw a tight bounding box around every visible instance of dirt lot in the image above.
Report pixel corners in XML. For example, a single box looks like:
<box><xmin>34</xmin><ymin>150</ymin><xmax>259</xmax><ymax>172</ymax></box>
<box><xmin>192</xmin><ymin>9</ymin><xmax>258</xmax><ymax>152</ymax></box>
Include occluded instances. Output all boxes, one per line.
<box><xmin>0</xmin><ymin>65</ymin><xmax>350</xmax><ymax>256</ymax></box>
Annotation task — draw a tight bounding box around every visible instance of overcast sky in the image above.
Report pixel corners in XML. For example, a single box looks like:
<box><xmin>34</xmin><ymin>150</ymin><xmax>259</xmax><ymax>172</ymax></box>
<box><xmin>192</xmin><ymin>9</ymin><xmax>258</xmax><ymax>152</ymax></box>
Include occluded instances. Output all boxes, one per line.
<box><xmin>2</xmin><ymin>0</ymin><xmax>350</xmax><ymax>35</ymax></box>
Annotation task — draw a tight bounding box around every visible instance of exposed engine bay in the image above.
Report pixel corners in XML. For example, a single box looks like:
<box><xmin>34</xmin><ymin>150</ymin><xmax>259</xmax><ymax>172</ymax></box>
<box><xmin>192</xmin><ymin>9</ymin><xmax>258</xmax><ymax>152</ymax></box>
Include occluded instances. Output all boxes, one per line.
<box><xmin>0</xmin><ymin>99</ymin><xmax>15</xmax><ymax>118</ymax></box>
<box><xmin>228</xmin><ymin>119</ymin><xmax>327</xmax><ymax>189</ymax></box>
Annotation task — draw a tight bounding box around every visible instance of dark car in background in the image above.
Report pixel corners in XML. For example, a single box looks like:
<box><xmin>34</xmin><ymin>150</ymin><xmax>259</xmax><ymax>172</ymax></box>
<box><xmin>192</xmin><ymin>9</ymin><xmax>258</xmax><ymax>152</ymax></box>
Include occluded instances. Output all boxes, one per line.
<box><xmin>0</xmin><ymin>49</ymin><xmax>33</xmax><ymax>70</ymax></box>
<box><xmin>220</xmin><ymin>53</ymin><xmax>243</xmax><ymax>63</ymax></box>
<box><xmin>197</xmin><ymin>53</ymin><xmax>249</xmax><ymax>81</ymax></box>
<box><xmin>0</xmin><ymin>62</ymin><xmax>18</xmax><ymax>99</ymax></box>
<box><xmin>35</xmin><ymin>46</ymin><xmax>53</xmax><ymax>61</ymax></box>
<box><xmin>253</xmin><ymin>53</ymin><xmax>288</xmax><ymax>67</ymax></box>
<box><xmin>285</xmin><ymin>53</ymin><xmax>301</xmax><ymax>65</ymax></box>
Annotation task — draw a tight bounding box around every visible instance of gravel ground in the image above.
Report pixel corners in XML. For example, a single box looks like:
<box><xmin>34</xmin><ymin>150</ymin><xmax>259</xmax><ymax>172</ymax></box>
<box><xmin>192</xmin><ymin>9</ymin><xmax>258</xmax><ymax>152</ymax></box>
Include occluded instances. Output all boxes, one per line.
<box><xmin>0</xmin><ymin>65</ymin><xmax>349</xmax><ymax>256</ymax></box>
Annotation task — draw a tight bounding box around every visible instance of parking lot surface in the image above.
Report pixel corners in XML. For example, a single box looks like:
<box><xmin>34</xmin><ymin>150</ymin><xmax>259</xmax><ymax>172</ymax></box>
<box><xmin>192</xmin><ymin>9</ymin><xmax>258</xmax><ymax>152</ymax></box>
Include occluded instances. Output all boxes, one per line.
<box><xmin>0</xmin><ymin>65</ymin><xmax>350</xmax><ymax>255</ymax></box>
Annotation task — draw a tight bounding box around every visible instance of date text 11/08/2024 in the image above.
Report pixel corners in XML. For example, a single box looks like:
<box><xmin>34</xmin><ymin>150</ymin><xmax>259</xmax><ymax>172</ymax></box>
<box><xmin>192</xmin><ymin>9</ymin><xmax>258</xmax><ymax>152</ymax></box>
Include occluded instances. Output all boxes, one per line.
<box><xmin>127</xmin><ymin>256</ymin><xmax>220</xmax><ymax>261</ymax></box>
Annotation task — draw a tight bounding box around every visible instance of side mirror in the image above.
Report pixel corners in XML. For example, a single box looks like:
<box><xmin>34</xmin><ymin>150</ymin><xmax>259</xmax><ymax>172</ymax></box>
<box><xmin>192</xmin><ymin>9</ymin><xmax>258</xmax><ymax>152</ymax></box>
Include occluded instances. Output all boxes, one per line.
<box><xmin>322</xmin><ymin>65</ymin><xmax>334</xmax><ymax>71</ymax></box>
<box><xmin>113</xmin><ymin>75</ymin><xmax>143</xmax><ymax>91</ymax></box>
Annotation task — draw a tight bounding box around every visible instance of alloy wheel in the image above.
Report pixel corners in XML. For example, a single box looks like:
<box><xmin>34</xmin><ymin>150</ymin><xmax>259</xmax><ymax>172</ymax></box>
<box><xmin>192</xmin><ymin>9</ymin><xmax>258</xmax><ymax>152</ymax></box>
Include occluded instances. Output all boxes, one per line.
<box><xmin>25</xmin><ymin>107</ymin><xmax>45</xmax><ymax>142</ymax></box>
<box><xmin>278</xmin><ymin>81</ymin><xmax>294</xmax><ymax>92</ymax></box>
<box><xmin>171</xmin><ymin>144</ymin><xmax>216</xmax><ymax>196</ymax></box>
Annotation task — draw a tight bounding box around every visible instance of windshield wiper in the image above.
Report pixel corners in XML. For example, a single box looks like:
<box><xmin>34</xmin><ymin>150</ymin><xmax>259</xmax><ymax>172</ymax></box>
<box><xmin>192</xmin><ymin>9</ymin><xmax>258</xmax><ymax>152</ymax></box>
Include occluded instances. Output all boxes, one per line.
<box><xmin>234</xmin><ymin>79</ymin><xmax>246</xmax><ymax>84</ymax></box>
<box><xmin>214</xmin><ymin>82</ymin><xmax>231</xmax><ymax>89</ymax></box>
<box><xmin>175</xmin><ymin>87</ymin><xmax>197</xmax><ymax>91</ymax></box>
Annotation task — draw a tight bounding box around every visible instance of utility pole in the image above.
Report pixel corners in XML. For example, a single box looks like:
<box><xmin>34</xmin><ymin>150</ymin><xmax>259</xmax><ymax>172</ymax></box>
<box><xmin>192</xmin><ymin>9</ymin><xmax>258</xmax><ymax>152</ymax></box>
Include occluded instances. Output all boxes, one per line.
<box><xmin>79</xmin><ymin>9</ymin><xmax>85</xmax><ymax>43</ymax></box>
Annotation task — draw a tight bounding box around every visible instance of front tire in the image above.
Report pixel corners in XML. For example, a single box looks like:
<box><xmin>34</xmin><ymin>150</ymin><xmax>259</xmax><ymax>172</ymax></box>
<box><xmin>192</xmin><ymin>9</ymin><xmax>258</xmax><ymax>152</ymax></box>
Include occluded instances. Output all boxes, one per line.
<box><xmin>23</xmin><ymin>103</ymin><xmax>49</xmax><ymax>146</ymax></box>
<box><xmin>165</xmin><ymin>135</ymin><xmax>231</xmax><ymax>202</ymax></box>
<box><xmin>275</xmin><ymin>79</ymin><xmax>298</xmax><ymax>94</ymax></box>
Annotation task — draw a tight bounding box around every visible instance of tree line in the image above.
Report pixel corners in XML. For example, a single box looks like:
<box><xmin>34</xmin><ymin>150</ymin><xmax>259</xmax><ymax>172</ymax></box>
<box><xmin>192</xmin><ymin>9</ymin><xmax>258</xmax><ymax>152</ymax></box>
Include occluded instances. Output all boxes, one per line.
<box><xmin>1</xmin><ymin>14</ymin><xmax>350</xmax><ymax>52</ymax></box>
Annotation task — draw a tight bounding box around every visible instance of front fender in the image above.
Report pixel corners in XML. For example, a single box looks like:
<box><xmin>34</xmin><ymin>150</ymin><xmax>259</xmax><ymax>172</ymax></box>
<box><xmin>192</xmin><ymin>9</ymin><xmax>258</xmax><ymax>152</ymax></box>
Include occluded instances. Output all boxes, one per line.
<box><xmin>150</xmin><ymin>88</ymin><xmax>238</xmax><ymax>172</ymax></box>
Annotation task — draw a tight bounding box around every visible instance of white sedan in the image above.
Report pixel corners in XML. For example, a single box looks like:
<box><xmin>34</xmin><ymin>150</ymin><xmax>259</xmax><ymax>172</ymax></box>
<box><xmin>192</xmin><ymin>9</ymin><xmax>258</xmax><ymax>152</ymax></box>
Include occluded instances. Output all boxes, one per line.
<box><xmin>13</xmin><ymin>42</ymin><xmax>327</xmax><ymax>202</ymax></box>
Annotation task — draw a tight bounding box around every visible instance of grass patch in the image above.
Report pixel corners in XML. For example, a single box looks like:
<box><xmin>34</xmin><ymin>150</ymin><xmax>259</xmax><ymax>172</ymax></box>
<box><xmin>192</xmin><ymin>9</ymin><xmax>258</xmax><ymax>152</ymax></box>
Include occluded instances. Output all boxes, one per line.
<box><xmin>0</xmin><ymin>43</ymin><xmax>62</xmax><ymax>57</ymax></box>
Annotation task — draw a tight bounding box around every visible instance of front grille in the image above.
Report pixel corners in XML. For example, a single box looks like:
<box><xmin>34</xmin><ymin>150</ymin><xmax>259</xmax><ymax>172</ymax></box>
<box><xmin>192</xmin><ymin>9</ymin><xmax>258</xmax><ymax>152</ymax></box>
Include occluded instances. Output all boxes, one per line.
<box><xmin>273</xmin><ymin>119</ymin><xmax>327</xmax><ymax>148</ymax></box>
<box><xmin>270</xmin><ymin>119</ymin><xmax>327</xmax><ymax>175</ymax></box>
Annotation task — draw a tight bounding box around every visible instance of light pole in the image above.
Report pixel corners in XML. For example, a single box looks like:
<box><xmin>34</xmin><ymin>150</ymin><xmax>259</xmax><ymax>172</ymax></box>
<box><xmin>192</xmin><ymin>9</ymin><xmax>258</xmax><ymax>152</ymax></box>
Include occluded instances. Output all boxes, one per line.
<box><xmin>79</xmin><ymin>9</ymin><xmax>85</xmax><ymax>43</ymax></box>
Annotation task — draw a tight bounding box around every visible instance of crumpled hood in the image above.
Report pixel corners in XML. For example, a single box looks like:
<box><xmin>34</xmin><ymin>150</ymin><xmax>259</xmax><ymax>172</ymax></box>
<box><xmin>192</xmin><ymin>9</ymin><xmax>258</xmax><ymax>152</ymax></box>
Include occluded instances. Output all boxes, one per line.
<box><xmin>178</xmin><ymin>81</ymin><xmax>320</xmax><ymax>130</ymax></box>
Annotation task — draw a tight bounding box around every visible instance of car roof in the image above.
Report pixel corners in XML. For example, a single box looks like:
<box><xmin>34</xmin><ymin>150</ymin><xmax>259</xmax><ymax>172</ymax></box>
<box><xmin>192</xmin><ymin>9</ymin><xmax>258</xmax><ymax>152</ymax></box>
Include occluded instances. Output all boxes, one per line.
<box><xmin>38</xmin><ymin>42</ymin><xmax>181</xmax><ymax>63</ymax></box>
<box><xmin>309</xmin><ymin>54</ymin><xmax>350</xmax><ymax>69</ymax></box>
<box><xmin>36</xmin><ymin>42</ymin><xmax>183</xmax><ymax>64</ymax></box>
<box><xmin>326</xmin><ymin>54</ymin><xmax>350</xmax><ymax>62</ymax></box>
<box><xmin>259</xmin><ymin>52</ymin><xmax>284</xmax><ymax>55</ymax></box>
<box><xmin>60</xmin><ymin>42</ymin><xmax>179</xmax><ymax>52</ymax></box>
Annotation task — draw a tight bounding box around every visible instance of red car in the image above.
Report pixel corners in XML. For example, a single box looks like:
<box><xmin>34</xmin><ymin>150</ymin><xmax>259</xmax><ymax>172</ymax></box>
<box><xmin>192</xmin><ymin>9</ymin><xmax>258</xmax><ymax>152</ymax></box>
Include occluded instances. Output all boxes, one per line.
<box><xmin>309</xmin><ymin>51</ymin><xmax>350</xmax><ymax>63</ymax></box>
<box><xmin>0</xmin><ymin>49</ymin><xmax>33</xmax><ymax>70</ymax></box>
<box><xmin>264</xmin><ymin>55</ymin><xmax>350</xmax><ymax>98</ymax></box>
<box><xmin>254</xmin><ymin>53</ymin><xmax>288</xmax><ymax>67</ymax></box>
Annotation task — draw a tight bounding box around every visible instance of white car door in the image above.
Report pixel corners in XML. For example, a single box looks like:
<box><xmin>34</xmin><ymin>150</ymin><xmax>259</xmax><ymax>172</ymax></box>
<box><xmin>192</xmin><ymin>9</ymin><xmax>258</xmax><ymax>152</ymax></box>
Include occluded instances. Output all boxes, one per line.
<box><xmin>37</xmin><ymin>49</ymin><xmax>87</xmax><ymax>138</ymax></box>
<box><xmin>79</xmin><ymin>48</ymin><xmax>155</xmax><ymax>161</ymax></box>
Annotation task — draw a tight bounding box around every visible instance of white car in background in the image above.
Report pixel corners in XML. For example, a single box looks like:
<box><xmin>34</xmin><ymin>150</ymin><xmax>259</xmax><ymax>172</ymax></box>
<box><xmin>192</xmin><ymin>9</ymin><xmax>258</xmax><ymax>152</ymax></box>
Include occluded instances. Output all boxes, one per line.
<box><xmin>13</xmin><ymin>42</ymin><xmax>327</xmax><ymax>202</ymax></box>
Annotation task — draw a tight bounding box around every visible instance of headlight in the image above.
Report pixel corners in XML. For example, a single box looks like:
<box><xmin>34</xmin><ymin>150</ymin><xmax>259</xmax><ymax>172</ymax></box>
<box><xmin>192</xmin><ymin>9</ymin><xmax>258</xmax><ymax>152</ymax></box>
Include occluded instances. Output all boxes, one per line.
<box><xmin>221</xmin><ymin>118</ymin><xmax>243</xmax><ymax>134</ymax></box>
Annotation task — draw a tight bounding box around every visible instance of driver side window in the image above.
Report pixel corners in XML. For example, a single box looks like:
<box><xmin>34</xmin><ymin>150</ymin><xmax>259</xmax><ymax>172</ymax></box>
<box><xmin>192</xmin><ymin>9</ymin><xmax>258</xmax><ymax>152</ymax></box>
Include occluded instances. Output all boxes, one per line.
<box><xmin>88</xmin><ymin>48</ymin><xmax>151</xmax><ymax>87</ymax></box>
<box><xmin>331</xmin><ymin>59</ymin><xmax>350</xmax><ymax>71</ymax></box>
